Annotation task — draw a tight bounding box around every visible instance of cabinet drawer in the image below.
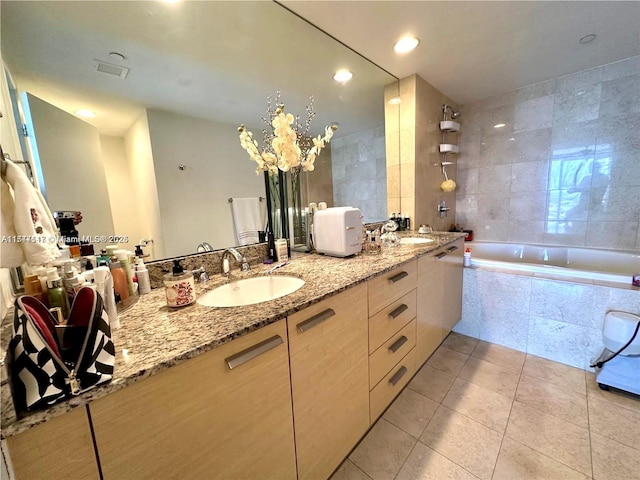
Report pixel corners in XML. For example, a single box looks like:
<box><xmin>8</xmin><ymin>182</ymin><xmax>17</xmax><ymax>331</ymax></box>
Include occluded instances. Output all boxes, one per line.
<box><xmin>369</xmin><ymin>289</ymin><xmax>416</xmax><ymax>352</ymax></box>
<box><xmin>370</xmin><ymin>348</ymin><xmax>416</xmax><ymax>423</ymax></box>
<box><xmin>368</xmin><ymin>260</ymin><xmax>417</xmax><ymax>316</ymax></box>
<box><xmin>370</xmin><ymin>319</ymin><xmax>416</xmax><ymax>389</ymax></box>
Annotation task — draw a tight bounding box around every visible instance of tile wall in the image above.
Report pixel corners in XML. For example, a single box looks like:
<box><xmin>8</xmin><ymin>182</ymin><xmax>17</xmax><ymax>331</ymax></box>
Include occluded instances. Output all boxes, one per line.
<box><xmin>454</xmin><ymin>268</ymin><xmax>640</xmax><ymax>370</ymax></box>
<box><xmin>455</xmin><ymin>56</ymin><xmax>640</xmax><ymax>249</ymax></box>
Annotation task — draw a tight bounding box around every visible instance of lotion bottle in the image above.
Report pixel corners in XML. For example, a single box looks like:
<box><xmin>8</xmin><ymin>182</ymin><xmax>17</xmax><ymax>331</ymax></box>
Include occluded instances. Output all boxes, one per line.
<box><xmin>164</xmin><ymin>259</ymin><xmax>195</xmax><ymax>307</ymax></box>
<box><xmin>135</xmin><ymin>258</ymin><xmax>151</xmax><ymax>295</ymax></box>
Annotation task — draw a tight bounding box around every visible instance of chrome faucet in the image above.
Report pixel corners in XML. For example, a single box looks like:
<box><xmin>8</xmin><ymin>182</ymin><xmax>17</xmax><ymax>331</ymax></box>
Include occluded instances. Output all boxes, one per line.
<box><xmin>220</xmin><ymin>248</ymin><xmax>251</xmax><ymax>278</ymax></box>
<box><xmin>191</xmin><ymin>266</ymin><xmax>209</xmax><ymax>283</ymax></box>
<box><xmin>437</xmin><ymin>200</ymin><xmax>450</xmax><ymax>218</ymax></box>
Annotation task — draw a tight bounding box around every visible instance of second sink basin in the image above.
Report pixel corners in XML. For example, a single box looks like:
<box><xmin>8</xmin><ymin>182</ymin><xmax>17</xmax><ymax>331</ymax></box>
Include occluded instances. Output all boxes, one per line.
<box><xmin>197</xmin><ymin>275</ymin><xmax>305</xmax><ymax>307</ymax></box>
<box><xmin>399</xmin><ymin>237</ymin><xmax>435</xmax><ymax>245</ymax></box>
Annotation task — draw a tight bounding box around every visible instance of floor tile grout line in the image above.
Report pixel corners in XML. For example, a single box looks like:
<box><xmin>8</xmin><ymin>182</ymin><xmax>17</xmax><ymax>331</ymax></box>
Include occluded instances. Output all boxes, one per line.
<box><xmin>489</xmin><ymin>358</ymin><xmax>525</xmax><ymax>479</ymax></box>
<box><xmin>391</xmin><ymin>439</ymin><xmax>418</xmax><ymax>480</ymax></box>
<box><xmin>349</xmin><ymin>459</ymin><xmax>374</xmax><ymax>480</ymax></box>
<box><xmin>586</xmin><ymin>370</ymin><xmax>596</xmax><ymax>480</ymax></box>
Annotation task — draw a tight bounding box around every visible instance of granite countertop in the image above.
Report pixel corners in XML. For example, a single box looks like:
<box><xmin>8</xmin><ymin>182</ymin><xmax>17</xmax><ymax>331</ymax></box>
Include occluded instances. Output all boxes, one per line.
<box><xmin>1</xmin><ymin>232</ymin><xmax>465</xmax><ymax>438</ymax></box>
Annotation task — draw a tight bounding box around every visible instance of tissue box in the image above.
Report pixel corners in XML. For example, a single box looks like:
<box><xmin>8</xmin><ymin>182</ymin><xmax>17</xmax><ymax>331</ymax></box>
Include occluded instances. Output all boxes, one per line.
<box><xmin>313</xmin><ymin>207</ymin><xmax>362</xmax><ymax>257</ymax></box>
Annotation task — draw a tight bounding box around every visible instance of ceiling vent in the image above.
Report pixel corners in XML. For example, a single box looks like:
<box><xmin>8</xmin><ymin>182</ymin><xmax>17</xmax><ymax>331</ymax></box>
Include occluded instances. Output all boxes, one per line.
<box><xmin>92</xmin><ymin>59</ymin><xmax>129</xmax><ymax>78</ymax></box>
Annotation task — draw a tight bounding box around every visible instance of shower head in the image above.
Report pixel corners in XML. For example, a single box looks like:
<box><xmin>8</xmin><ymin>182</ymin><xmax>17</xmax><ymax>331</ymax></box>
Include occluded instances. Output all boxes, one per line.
<box><xmin>442</xmin><ymin>104</ymin><xmax>461</xmax><ymax>120</ymax></box>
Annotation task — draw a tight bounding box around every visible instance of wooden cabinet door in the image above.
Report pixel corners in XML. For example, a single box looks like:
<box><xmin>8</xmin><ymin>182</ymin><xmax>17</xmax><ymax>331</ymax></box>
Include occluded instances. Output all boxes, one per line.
<box><xmin>443</xmin><ymin>238</ymin><xmax>464</xmax><ymax>332</ymax></box>
<box><xmin>416</xmin><ymin>253</ymin><xmax>445</xmax><ymax>366</ymax></box>
<box><xmin>6</xmin><ymin>407</ymin><xmax>99</xmax><ymax>480</ymax></box>
<box><xmin>288</xmin><ymin>283</ymin><xmax>369</xmax><ymax>480</ymax></box>
<box><xmin>90</xmin><ymin>320</ymin><xmax>296</xmax><ymax>480</ymax></box>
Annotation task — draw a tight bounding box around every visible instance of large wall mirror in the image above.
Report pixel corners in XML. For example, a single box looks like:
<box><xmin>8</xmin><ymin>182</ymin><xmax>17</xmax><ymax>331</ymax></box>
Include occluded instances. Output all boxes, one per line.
<box><xmin>1</xmin><ymin>1</ymin><xmax>399</xmax><ymax>261</ymax></box>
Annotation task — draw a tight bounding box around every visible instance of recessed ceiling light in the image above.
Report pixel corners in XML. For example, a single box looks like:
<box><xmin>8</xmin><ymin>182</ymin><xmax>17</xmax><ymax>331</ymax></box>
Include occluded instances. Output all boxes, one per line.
<box><xmin>494</xmin><ymin>123</ymin><xmax>507</xmax><ymax>129</ymax></box>
<box><xmin>579</xmin><ymin>34</ymin><xmax>597</xmax><ymax>44</ymax></box>
<box><xmin>333</xmin><ymin>69</ymin><xmax>353</xmax><ymax>83</ymax></box>
<box><xmin>388</xmin><ymin>97</ymin><xmax>401</xmax><ymax>105</ymax></box>
<box><xmin>394</xmin><ymin>36</ymin><xmax>420</xmax><ymax>54</ymax></box>
<box><xmin>75</xmin><ymin>109</ymin><xmax>96</xmax><ymax>118</ymax></box>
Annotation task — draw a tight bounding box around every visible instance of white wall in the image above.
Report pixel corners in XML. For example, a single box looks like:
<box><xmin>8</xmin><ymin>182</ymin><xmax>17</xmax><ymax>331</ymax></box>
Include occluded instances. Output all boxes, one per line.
<box><xmin>25</xmin><ymin>93</ymin><xmax>114</xmax><ymax>248</ymax></box>
<box><xmin>100</xmin><ymin>135</ymin><xmax>144</xmax><ymax>251</ymax></box>
<box><xmin>146</xmin><ymin>109</ymin><xmax>265</xmax><ymax>257</ymax></box>
<box><xmin>124</xmin><ymin>111</ymin><xmax>164</xmax><ymax>259</ymax></box>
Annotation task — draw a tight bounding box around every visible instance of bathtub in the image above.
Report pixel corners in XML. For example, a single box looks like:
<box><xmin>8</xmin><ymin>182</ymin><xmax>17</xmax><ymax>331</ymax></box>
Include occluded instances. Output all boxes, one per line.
<box><xmin>466</xmin><ymin>242</ymin><xmax>640</xmax><ymax>285</ymax></box>
<box><xmin>456</xmin><ymin>241</ymin><xmax>639</xmax><ymax>370</ymax></box>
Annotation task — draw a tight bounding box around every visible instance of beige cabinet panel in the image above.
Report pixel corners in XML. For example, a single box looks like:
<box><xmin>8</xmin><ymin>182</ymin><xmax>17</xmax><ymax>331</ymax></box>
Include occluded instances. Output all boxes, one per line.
<box><xmin>368</xmin><ymin>289</ymin><xmax>417</xmax><ymax>352</ymax></box>
<box><xmin>443</xmin><ymin>238</ymin><xmax>464</xmax><ymax>332</ymax></box>
<box><xmin>369</xmin><ymin>319</ymin><xmax>416</xmax><ymax>389</ymax></box>
<box><xmin>370</xmin><ymin>348</ymin><xmax>416</xmax><ymax>423</ymax></box>
<box><xmin>416</xmin><ymin>253</ymin><xmax>445</xmax><ymax>366</ymax></box>
<box><xmin>90</xmin><ymin>320</ymin><xmax>296</xmax><ymax>480</ymax></box>
<box><xmin>368</xmin><ymin>260</ymin><xmax>417</xmax><ymax>316</ymax></box>
<box><xmin>288</xmin><ymin>283</ymin><xmax>369</xmax><ymax>480</ymax></box>
<box><xmin>7</xmin><ymin>407</ymin><xmax>99</xmax><ymax>480</ymax></box>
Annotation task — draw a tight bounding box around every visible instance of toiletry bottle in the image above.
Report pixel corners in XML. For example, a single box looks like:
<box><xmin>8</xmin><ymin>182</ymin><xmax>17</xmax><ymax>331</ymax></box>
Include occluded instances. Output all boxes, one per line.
<box><xmin>164</xmin><ymin>259</ymin><xmax>195</xmax><ymax>307</ymax></box>
<box><xmin>114</xmin><ymin>249</ymin><xmax>135</xmax><ymax>295</ymax></box>
<box><xmin>275</xmin><ymin>239</ymin><xmax>288</xmax><ymax>263</ymax></box>
<box><xmin>464</xmin><ymin>248</ymin><xmax>472</xmax><ymax>267</ymax></box>
<box><xmin>109</xmin><ymin>261</ymin><xmax>130</xmax><ymax>302</ymax></box>
<box><xmin>46</xmin><ymin>269</ymin><xmax>70</xmax><ymax>319</ymax></box>
<box><xmin>136</xmin><ymin>258</ymin><xmax>151</xmax><ymax>295</ymax></box>
<box><xmin>267</xmin><ymin>228</ymin><xmax>277</xmax><ymax>261</ymax></box>
<box><xmin>97</xmin><ymin>249</ymin><xmax>111</xmax><ymax>267</ymax></box>
<box><xmin>24</xmin><ymin>274</ymin><xmax>47</xmax><ymax>305</ymax></box>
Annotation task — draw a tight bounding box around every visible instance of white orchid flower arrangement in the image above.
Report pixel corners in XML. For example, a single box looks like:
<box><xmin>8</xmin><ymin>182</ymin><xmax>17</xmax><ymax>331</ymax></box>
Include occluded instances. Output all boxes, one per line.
<box><xmin>238</xmin><ymin>92</ymin><xmax>337</xmax><ymax>177</ymax></box>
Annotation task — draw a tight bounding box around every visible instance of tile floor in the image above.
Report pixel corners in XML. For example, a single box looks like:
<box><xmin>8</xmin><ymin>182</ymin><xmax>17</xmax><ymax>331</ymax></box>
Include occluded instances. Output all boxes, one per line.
<box><xmin>331</xmin><ymin>333</ymin><xmax>640</xmax><ymax>480</ymax></box>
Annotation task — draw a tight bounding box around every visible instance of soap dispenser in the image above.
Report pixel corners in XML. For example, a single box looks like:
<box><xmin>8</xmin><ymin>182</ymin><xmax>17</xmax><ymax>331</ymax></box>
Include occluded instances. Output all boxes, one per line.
<box><xmin>164</xmin><ymin>259</ymin><xmax>196</xmax><ymax>307</ymax></box>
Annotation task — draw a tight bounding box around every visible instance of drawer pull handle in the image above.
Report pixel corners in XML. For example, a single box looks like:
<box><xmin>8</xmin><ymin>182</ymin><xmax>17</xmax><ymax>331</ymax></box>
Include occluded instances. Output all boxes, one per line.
<box><xmin>389</xmin><ymin>366</ymin><xmax>408</xmax><ymax>386</ymax></box>
<box><xmin>225</xmin><ymin>335</ymin><xmax>283</xmax><ymax>370</ymax></box>
<box><xmin>435</xmin><ymin>252</ymin><xmax>448</xmax><ymax>259</ymax></box>
<box><xmin>388</xmin><ymin>271</ymin><xmax>409</xmax><ymax>283</ymax></box>
<box><xmin>447</xmin><ymin>245</ymin><xmax>459</xmax><ymax>252</ymax></box>
<box><xmin>297</xmin><ymin>308</ymin><xmax>336</xmax><ymax>333</ymax></box>
<box><xmin>388</xmin><ymin>336</ymin><xmax>408</xmax><ymax>353</ymax></box>
<box><xmin>388</xmin><ymin>304</ymin><xmax>408</xmax><ymax>319</ymax></box>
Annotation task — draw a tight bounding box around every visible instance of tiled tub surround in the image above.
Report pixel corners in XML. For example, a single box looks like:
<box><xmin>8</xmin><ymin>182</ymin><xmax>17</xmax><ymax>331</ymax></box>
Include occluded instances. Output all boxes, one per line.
<box><xmin>455</xmin><ymin>56</ymin><xmax>640</xmax><ymax>250</ymax></box>
<box><xmin>454</xmin><ymin>266</ymin><xmax>640</xmax><ymax>371</ymax></box>
<box><xmin>1</xmin><ymin>233</ymin><xmax>465</xmax><ymax>438</ymax></box>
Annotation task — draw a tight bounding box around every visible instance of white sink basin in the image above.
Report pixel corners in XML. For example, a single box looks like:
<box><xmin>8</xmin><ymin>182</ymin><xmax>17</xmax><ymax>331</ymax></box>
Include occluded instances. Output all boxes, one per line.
<box><xmin>197</xmin><ymin>275</ymin><xmax>305</xmax><ymax>307</ymax></box>
<box><xmin>400</xmin><ymin>237</ymin><xmax>435</xmax><ymax>245</ymax></box>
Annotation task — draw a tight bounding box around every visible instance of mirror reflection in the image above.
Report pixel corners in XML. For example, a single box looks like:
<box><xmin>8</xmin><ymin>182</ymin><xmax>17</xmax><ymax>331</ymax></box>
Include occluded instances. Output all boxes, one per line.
<box><xmin>1</xmin><ymin>1</ymin><xmax>398</xmax><ymax>260</ymax></box>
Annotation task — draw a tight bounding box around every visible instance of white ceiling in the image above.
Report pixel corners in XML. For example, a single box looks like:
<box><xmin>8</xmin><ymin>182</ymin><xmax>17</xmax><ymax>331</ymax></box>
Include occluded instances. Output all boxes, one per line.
<box><xmin>284</xmin><ymin>0</ymin><xmax>640</xmax><ymax>105</ymax></box>
<box><xmin>2</xmin><ymin>1</ymin><xmax>638</xmax><ymax>138</ymax></box>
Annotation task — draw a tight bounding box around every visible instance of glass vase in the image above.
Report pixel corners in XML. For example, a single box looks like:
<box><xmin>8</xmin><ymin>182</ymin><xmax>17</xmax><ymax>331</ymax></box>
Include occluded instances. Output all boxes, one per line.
<box><xmin>289</xmin><ymin>169</ymin><xmax>310</xmax><ymax>252</ymax></box>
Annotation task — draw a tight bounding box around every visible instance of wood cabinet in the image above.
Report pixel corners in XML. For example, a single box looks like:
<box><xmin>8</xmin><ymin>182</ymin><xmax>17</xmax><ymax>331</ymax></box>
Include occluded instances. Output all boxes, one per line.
<box><xmin>5</xmin><ymin>407</ymin><xmax>99</xmax><ymax>480</ymax></box>
<box><xmin>288</xmin><ymin>283</ymin><xmax>369</xmax><ymax>480</ymax></box>
<box><xmin>416</xmin><ymin>238</ymin><xmax>464</xmax><ymax>366</ymax></box>
<box><xmin>367</xmin><ymin>261</ymin><xmax>417</xmax><ymax>423</ymax></box>
<box><xmin>90</xmin><ymin>320</ymin><xmax>296</xmax><ymax>480</ymax></box>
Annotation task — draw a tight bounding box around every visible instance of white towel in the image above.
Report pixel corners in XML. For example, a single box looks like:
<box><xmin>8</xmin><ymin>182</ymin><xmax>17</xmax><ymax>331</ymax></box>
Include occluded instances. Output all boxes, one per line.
<box><xmin>231</xmin><ymin>197</ymin><xmax>264</xmax><ymax>246</ymax></box>
<box><xmin>1</xmin><ymin>161</ymin><xmax>60</xmax><ymax>267</ymax></box>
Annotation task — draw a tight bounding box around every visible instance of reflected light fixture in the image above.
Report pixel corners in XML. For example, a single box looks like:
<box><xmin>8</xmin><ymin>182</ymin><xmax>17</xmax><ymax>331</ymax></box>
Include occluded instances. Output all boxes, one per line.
<box><xmin>75</xmin><ymin>109</ymin><xmax>96</xmax><ymax>118</ymax></box>
<box><xmin>162</xmin><ymin>0</ymin><xmax>181</xmax><ymax>3</ymax></box>
<box><xmin>394</xmin><ymin>36</ymin><xmax>420</xmax><ymax>53</ymax></box>
<box><xmin>494</xmin><ymin>123</ymin><xmax>507</xmax><ymax>129</ymax></box>
<box><xmin>579</xmin><ymin>34</ymin><xmax>597</xmax><ymax>44</ymax></box>
<box><xmin>333</xmin><ymin>69</ymin><xmax>353</xmax><ymax>83</ymax></box>
<box><xmin>388</xmin><ymin>97</ymin><xmax>401</xmax><ymax>105</ymax></box>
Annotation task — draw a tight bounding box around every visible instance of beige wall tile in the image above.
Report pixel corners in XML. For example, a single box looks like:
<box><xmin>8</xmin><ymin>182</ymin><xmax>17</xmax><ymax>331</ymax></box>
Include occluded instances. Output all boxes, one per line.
<box><xmin>421</xmin><ymin>406</ymin><xmax>502</xmax><ymax>480</ymax></box>
<box><xmin>493</xmin><ymin>437</ymin><xmax>590</xmax><ymax>480</ymax></box>
<box><xmin>505</xmin><ymin>401</ymin><xmax>592</xmax><ymax>476</ymax></box>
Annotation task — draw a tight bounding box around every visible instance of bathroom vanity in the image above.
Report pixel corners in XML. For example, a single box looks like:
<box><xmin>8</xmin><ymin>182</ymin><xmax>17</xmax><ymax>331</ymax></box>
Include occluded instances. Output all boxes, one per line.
<box><xmin>1</xmin><ymin>234</ymin><xmax>465</xmax><ymax>480</ymax></box>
